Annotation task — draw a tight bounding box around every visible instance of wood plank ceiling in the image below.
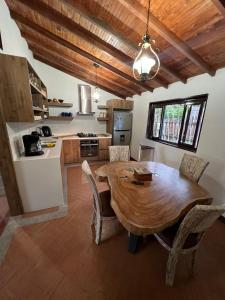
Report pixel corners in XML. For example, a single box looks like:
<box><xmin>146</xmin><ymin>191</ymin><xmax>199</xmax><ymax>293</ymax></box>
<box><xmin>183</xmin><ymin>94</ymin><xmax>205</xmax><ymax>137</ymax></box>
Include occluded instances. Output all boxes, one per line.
<box><xmin>5</xmin><ymin>0</ymin><xmax>225</xmax><ymax>99</ymax></box>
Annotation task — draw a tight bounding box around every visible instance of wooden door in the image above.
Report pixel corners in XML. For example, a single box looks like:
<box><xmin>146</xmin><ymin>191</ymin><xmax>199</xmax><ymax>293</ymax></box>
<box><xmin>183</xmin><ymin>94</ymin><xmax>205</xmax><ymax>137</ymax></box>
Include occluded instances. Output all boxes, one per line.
<box><xmin>72</xmin><ymin>140</ymin><xmax>80</xmax><ymax>163</ymax></box>
<box><xmin>99</xmin><ymin>150</ymin><xmax>109</xmax><ymax>161</ymax></box>
<box><xmin>99</xmin><ymin>138</ymin><xmax>111</xmax><ymax>150</ymax></box>
<box><xmin>63</xmin><ymin>140</ymin><xmax>80</xmax><ymax>164</ymax></box>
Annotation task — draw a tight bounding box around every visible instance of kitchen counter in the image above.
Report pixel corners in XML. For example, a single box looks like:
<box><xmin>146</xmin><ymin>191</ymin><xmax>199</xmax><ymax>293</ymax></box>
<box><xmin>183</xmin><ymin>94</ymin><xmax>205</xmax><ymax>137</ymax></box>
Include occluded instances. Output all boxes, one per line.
<box><xmin>14</xmin><ymin>132</ymin><xmax>112</xmax><ymax>162</ymax></box>
<box><xmin>13</xmin><ymin>138</ymin><xmax>64</xmax><ymax>212</ymax></box>
<box><xmin>14</xmin><ymin>138</ymin><xmax>62</xmax><ymax>161</ymax></box>
<box><xmin>54</xmin><ymin>133</ymin><xmax>112</xmax><ymax>140</ymax></box>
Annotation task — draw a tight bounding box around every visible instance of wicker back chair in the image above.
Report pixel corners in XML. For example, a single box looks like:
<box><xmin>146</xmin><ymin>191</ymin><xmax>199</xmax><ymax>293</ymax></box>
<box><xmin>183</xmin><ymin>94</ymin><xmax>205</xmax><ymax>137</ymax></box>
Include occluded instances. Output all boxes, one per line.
<box><xmin>109</xmin><ymin>145</ymin><xmax>130</xmax><ymax>162</ymax></box>
<box><xmin>155</xmin><ymin>203</ymin><xmax>225</xmax><ymax>286</ymax></box>
<box><xmin>81</xmin><ymin>160</ymin><xmax>116</xmax><ymax>245</ymax></box>
<box><xmin>179</xmin><ymin>153</ymin><xmax>209</xmax><ymax>183</ymax></box>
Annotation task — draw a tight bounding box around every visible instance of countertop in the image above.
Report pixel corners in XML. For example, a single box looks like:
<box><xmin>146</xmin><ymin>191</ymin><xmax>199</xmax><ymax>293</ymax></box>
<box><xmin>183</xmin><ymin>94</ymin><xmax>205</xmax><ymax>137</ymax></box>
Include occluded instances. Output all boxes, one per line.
<box><xmin>14</xmin><ymin>138</ymin><xmax>62</xmax><ymax>162</ymax></box>
<box><xmin>14</xmin><ymin>133</ymin><xmax>112</xmax><ymax>161</ymax></box>
<box><xmin>54</xmin><ymin>133</ymin><xmax>112</xmax><ymax>140</ymax></box>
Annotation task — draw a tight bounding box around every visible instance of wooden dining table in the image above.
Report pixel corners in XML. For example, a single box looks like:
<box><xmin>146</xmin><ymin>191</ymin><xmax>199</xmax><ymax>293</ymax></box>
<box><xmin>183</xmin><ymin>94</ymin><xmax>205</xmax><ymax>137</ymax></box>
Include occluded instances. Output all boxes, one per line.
<box><xmin>95</xmin><ymin>161</ymin><xmax>212</xmax><ymax>253</ymax></box>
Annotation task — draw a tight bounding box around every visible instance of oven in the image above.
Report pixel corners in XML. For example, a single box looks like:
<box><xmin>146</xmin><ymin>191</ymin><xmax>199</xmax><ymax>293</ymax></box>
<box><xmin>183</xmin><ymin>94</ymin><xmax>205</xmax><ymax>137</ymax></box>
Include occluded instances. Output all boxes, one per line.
<box><xmin>80</xmin><ymin>139</ymin><xmax>99</xmax><ymax>158</ymax></box>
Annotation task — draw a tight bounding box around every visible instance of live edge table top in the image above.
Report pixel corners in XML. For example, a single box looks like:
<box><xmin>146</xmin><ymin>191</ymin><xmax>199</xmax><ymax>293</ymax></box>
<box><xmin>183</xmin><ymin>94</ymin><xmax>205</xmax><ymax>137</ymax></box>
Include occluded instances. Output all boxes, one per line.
<box><xmin>95</xmin><ymin>161</ymin><xmax>212</xmax><ymax>235</ymax></box>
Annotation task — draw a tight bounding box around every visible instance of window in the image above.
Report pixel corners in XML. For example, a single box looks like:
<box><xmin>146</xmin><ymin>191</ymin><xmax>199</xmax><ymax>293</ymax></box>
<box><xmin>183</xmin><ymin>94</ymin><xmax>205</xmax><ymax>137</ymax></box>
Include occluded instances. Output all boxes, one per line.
<box><xmin>146</xmin><ymin>94</ymin><xmax>208</xmax><ymax>152</ymax></box>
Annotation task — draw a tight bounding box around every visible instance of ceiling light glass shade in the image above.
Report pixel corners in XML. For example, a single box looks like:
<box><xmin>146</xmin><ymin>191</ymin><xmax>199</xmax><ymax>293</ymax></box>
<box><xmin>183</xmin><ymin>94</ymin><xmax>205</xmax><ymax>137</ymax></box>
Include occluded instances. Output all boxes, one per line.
<box><xmin>93</xmin><ymin>86</ymin><xmax>100</xmax><ymax>102</ymax></box>
<box><xmin>133</xmin><ymin>34</ymin><xmax>160</xmax><ymax>82</ymax></box>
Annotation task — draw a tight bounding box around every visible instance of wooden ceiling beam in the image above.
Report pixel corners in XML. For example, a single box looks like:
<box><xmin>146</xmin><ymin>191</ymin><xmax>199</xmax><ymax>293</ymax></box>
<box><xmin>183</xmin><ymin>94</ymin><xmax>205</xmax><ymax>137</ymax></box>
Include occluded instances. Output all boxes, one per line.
<box><xmin>10</xmin><ymin>10</ymin><xmax>154</xmax><ymax>93</ymax></box>
<box><xmin>12</xmin><ymin>0</ymin><xmax>154</xmax><ymax>92</ymax></box>
<box><xmin>21</xmin><ymin>29</ymin><xmax>140</xmax><ymax>96</ymax></box>
<box><xmin>16</xmin><ymin>0</ymin><xmax>168</xmax><ymax>89</ymax></box>
<box><xmin>33</xmin><ymin>54</ymin><xmax>127</xmax><ymax>99</ymax></box>
<box><xmin>27</xmin><ymin>42</ymin><xmax>131</xmax><ymax>98</ymax></box>
<box><xmin>211</xmin><ymin>0</ymin><xmax>225</xmax><ymax>17</ymax></box>
<box><xmin>27</xmin><ymin>40</ymin><xmax>134</xmax><ymax>97</ymax></box>
<box><xmin>16</xmin><ymin>0</ymin><xmax>131</xmax><ymax>63</ymax></box>
<box><xmin>63</xmin><ymin>0</ymin><xmax>187</xmax><ymax>84</ymax></box>
<box><xmin>117</xmin><ymin>0</ymin><xmax>216</xmax><ymax>76</ymax></box>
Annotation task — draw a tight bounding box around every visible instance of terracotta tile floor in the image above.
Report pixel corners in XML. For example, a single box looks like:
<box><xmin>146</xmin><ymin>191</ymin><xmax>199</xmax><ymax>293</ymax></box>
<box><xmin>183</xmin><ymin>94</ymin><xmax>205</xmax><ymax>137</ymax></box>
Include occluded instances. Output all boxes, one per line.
<box><xmin>0</xmin><ymin>164</ymin><xmax>225</xmax><ymax>299</ymax></box>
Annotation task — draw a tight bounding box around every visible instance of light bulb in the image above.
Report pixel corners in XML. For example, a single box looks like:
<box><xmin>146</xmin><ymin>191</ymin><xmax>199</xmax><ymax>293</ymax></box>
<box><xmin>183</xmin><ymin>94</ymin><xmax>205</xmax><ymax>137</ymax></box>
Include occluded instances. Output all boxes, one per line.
<box><xmin>133</xmin><ymin>34</ymin><xmax>160</xmax><ymax>82</ymax></box>
<box><xmin>93</xmin><ymin>86</ymin><xmax>100</xmax><ymax>102</ymax></box>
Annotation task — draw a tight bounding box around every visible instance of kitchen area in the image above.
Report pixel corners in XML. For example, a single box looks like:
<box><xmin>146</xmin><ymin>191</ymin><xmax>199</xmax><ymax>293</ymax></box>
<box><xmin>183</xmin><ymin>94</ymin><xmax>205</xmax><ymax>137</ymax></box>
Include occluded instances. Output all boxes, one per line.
<box><xmin>0</xmin><ymin>53</ymin><xmax>134</xmax><ymax>217</ymax></box>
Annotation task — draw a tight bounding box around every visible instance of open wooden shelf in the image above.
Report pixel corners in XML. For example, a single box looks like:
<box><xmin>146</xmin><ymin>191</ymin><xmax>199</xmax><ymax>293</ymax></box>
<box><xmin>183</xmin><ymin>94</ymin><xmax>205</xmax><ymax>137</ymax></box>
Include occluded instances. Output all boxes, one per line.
<box><xmin>30</xmin><ymin>81</ymin><xmax>47</xmax><ymax>98</ymax></box>
<box><xmin>97</xmin><ymin>105</ymin><xmax>108</xmax><ymax>110</ymax></box>
<box><xmin>32</xmin><ymin>106</ymin><xmax>48</xmax><ymax>112</ymax></box>
<box><xmin>47</xmin><ymin>102</ymin><xmax>73</xmax><ymax>107</ymax></box>
<box><xmin>97</xmin><ymin>117</ymin><xmax>109</xmax><ymax>121</ymax></box>
<box><xmin>48</xmin><ymin>116</ymin><xmax>74</xmax><ymax>121</ymax></box>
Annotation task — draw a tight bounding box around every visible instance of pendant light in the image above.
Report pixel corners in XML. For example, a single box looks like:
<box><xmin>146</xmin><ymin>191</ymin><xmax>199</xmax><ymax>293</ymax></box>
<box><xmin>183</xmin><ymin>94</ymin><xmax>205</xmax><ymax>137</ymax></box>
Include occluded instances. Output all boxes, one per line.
<box><xmin>93</xmin><ymin>63</ymin><xmax>100</xmax><ymax>103</ymax></box>
<box><xmin>133</xmin><ymin>0</ymin><xmax>160</xmax><ymax>82</ymax></box>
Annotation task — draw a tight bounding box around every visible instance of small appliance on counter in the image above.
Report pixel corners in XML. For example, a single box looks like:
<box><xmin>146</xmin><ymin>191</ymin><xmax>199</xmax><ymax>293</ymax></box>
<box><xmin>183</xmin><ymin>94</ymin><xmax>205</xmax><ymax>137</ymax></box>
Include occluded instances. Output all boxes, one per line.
<box><xmin>41</xmin><ymin>126</ymin><xmax>52</xmax><ymax>137</ymax></box>
<box><xmin>34</xmin><ymin>126</ymin><xmax>52</xmax><ymax>137</ymax></box>
<box><xmin>22</xmin><ymin>135</ymin><xmax>44</xmax><ymax>156</ymax></box>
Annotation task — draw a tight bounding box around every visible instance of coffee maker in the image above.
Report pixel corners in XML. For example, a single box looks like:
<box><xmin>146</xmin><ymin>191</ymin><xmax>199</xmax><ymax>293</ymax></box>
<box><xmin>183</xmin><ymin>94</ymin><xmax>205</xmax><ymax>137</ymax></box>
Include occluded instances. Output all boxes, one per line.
<box><xmin>23</xmin><ymin>135</ymin><xmax>44</xmax><ymax>156</ymax></box>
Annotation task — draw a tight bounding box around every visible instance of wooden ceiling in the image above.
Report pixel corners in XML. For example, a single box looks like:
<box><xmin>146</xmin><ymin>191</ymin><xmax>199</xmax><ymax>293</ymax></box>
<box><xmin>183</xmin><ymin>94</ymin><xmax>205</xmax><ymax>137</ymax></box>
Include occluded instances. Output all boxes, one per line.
<box><xmin>5</xmin><ymin>0</ymin><xmax>225</xmax><ymax>99</ymax></box>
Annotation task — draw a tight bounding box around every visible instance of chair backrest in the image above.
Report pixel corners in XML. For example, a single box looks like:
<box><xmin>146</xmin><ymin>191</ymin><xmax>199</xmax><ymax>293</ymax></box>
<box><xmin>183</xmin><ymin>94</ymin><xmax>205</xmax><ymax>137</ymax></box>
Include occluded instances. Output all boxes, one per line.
<box><xmin>172</xmin><ymin>204</ymin><xmax>225</xmax><ymax>250</ymax></box>
<box><xmin>109</xmin><ymin>145</ymin><xmax>130</xmax><ymax>162</ymax></box>
<box><xmin>81</xmin><ymin>160</ymin><xmax>101</xmax><ymax>216</ymax></box>
<box><xmin>179</xmin><ymin>153</ymin><xmax>209</xmax><ymax>183</ymax></box>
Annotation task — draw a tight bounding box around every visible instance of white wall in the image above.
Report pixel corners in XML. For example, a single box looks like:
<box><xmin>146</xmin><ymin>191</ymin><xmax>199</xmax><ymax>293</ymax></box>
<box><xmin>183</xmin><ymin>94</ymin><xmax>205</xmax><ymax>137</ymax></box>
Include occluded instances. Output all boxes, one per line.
<box><xmin>131</xmin><ymin>69</ymin><xmax>225</xmax><ymax>209</ymax></box>
<box><xmin>0</xmin><ymin>0</ymin><xmax>117</xmax><ymax>136</ymax></box>
<box><xmin>0</xmin><ymin>0</ymin><xmax>33</xmax><ymax>61</ymax></box>
<box><xmin>32</xmin><ymin>61</ymin><xmax>117</xmax><ymax>134</ymax></box>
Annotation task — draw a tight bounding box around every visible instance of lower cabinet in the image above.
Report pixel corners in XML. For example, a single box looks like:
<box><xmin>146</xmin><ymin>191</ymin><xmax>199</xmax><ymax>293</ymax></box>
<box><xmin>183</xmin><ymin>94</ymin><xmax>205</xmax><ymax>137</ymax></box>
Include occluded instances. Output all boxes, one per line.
<box><xmin>63</xmin><ymin>140</ymin><xmax>80</xmax><ymax>164</ymax></box>
<box><xmin>99</xmin><ymin>138</ymin><xmax>111</xmax><ymax>150</ymax></box>
<box><xmin>63</xmin><ymin>138</ymin><xmax>111</xmax><ymax>164</ymax></box>
<box><xmin>98</xmin><ymin>138</ymin><xmax>111</xmax><ymax>161</ymax></box>
<box><xmin>99</xmin><ymin>149</ymin><xmax>109</xmax><ymax>161</ymax></box>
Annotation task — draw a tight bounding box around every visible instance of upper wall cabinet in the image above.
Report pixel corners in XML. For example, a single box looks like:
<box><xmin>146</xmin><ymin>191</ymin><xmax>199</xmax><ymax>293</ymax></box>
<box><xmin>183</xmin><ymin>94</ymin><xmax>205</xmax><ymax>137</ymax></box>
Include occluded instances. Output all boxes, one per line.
<box><xmin>0</xmin><ymin>53</ymin><xmax>48</xmax><ymax>122</ymax></box>
<box><xmin>107</xmin><ymin>99</ymin><xmax>134</xmax><ymax>110</ymax></box>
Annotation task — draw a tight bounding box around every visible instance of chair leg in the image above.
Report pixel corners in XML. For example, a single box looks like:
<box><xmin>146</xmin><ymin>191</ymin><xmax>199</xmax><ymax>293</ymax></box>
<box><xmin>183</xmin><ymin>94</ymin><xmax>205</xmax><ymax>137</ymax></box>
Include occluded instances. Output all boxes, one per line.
<box><xmin>91</xmin><ymin>211</ymin><xmax>96</xmax><ymax>226</ymax></box>
<box><xmin>166</xmin><ymin>252</ymin><xmax>178</xmax><ymax>287</ymax></box>
<box><xmin>95</xmin><ymin>218</ymin><xmax>102</xmax><ymax>245</ymax></box>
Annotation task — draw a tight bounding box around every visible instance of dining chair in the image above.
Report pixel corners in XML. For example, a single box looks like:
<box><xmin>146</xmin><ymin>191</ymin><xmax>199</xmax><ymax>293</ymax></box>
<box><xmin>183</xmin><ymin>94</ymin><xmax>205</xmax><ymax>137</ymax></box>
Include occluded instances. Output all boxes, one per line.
<box><xmin>138</xmin><ymin>144</ymin><xmax>155</xmax><ymax>162</ymax></box>
<box><xmin>81</xmin><ymin>160</ymin><xmax>116</xmax><ymax>245</ymax></box>
<box><xmin>109</xmin><ymin>145</ymin><xmax>130</xmax><ymax>162</ymax></box>
<box><xmin>154</xmin><ymin>203</ymin><xmax>225</xmax><ymax>287</ymax></box>
<box><xmin>179</xmin><ymin>153</ymin><xmax>209</xmax><ymax>183</ymax></box>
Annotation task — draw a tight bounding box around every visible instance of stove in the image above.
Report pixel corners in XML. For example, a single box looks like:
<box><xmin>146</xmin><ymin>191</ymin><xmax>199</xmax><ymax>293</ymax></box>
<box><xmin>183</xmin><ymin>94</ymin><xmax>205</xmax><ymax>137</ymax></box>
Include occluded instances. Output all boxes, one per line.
<box><xmin>77</xmin><ymin>132</ymin><xmax>97</xmax><ymax>138</ymax></box>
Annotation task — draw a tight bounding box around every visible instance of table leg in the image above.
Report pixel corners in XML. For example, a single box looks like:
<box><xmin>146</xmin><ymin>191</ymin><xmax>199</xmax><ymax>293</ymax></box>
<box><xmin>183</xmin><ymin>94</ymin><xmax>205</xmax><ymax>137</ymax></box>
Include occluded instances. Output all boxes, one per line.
<box><xmin>128</xmin><ymin>233</ymin><xmax>143</xmax><ymax>253</ymax></box>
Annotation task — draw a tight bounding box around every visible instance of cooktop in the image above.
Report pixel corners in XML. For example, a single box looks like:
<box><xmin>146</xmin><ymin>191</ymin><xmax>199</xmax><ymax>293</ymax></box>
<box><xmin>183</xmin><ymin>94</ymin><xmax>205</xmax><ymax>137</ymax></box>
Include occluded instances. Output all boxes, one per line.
<box><xmin>77</xmin><ymin>133</ymin><xmax>97</xmax><ymax>137</ymax></box>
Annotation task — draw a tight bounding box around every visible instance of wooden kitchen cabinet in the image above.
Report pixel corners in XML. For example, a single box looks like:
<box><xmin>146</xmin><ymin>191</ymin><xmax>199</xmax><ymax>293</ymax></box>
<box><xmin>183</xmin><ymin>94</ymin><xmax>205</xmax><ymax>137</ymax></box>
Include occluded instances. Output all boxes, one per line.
<box><xmin>106</xmin><ymin>99</ymin><xmax>134</xmax><ymax>110</ymax></box>
<box><xmin>99</xmin><ymin>138</ymin><xmax>111</xmax><ymax>150</ymax></box>
<box><xmin>98</xmin><ymin>138</ymin><xmax>111</xmax><ymax>161</ymax></box>
<box><xmin>63</xmin><ymin>140</ymin><xmax>80</xmax><ymax>164</ymax></box>
<box><xmin>0</xmin><ymin>53</ymin><xmax>48</xmax><ymax>122</ymax></box>
<box><xmin>99</xmin><ymin>150</ymin><xmax>109</xmax><ymax>161</ymax></box>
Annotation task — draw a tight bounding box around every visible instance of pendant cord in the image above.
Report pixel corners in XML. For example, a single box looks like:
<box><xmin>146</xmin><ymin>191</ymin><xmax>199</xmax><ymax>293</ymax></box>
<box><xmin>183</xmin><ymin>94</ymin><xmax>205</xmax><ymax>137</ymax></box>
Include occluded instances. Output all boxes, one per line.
<box><xmin>146</xmin><ymin>0</ymin><xmax>151</xmax><ymax>35</ymax></box>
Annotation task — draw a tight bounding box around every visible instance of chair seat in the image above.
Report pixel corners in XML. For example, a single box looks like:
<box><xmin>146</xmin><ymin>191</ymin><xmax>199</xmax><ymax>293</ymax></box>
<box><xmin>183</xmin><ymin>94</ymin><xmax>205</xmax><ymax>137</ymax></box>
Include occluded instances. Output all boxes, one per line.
<box><xmin>99</xmin><ymin>190</ymin><xmax>116</xmax><ymax>217</ymax></box>
<box><xmin>157</xmin><ymin>222</ymin><xmax>200</xmax><ymax>249</ymax></box>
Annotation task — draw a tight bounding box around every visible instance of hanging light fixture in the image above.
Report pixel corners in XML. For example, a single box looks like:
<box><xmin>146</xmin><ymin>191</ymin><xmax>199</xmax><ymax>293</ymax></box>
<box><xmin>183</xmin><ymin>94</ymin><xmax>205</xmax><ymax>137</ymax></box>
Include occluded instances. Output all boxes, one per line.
<box><xmin>133</xmin><ymin>0</ymin><xmax>160</xmax><ymax>82</ymax></box>
<box><xmin>93</xmin><ymin>63</ymin><xmax>100</xmax><ymax>103</ymax></box>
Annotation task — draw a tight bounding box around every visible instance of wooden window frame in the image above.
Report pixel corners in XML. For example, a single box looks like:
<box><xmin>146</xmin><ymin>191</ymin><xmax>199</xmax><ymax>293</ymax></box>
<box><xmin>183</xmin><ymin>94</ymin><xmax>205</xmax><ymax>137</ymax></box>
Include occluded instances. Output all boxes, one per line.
<box><xmin>146</xmin><ymin>94</ymin><xmax>208</xmax><ymax>152</ymax></box>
